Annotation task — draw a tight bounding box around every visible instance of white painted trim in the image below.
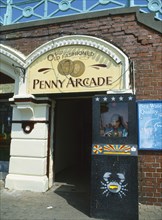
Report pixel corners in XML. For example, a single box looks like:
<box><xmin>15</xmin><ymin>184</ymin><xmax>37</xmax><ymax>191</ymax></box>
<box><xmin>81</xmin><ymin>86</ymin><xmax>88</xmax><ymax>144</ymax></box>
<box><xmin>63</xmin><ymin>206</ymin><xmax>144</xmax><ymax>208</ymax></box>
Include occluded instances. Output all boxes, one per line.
<box><xmin>0</xmin><ymin>44</ymin><xmax>26</xmax><ymax>67</ymax></box>
<box><xmin>0</xmin><ymin>44</ymin><xmax>26</xmax><ymax>95</ymax></box>
<box><xmin>26</xmin><ymin>35</ymin><xmax>128</xmax><ymax>66</ymax></box>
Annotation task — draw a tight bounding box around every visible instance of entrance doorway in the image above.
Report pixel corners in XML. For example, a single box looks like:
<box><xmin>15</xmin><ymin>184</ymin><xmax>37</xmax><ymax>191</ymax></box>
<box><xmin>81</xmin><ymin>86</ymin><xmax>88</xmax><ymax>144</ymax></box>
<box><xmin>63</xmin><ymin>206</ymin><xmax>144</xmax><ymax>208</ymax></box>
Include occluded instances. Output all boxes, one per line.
<box><xmin>54</xmin><ymin>98</ymin><xmax>92</xmax><ymax>189</ymax></box>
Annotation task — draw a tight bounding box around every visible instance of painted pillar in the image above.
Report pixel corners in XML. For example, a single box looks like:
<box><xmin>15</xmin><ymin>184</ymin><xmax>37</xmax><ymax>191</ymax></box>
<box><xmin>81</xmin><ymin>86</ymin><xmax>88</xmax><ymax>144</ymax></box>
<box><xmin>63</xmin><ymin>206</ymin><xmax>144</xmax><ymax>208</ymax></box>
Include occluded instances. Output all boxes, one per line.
<box><xmin>5</xmin><ymin>96</ymin><xmax>51</xmax><ymax>192</ymax></box>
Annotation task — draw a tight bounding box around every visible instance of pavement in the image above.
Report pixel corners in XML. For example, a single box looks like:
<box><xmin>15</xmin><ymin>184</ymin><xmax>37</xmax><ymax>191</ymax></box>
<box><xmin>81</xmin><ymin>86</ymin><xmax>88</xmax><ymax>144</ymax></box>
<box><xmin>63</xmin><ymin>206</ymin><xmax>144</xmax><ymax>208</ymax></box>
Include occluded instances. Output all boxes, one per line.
<box><xmin>0</xmin><ymin>180</ymin><xmax>162</xmax><ymax>220</ymax></box>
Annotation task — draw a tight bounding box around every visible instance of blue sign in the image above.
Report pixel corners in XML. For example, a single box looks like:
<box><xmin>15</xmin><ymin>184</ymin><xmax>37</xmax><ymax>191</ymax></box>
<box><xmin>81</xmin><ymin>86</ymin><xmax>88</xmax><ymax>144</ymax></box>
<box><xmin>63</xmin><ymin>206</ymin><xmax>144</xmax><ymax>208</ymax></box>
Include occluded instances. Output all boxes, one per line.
<box><xmin>137</xmin><ymin>101</ymin><xmax>162</xmax><ymax>150</ymax></box>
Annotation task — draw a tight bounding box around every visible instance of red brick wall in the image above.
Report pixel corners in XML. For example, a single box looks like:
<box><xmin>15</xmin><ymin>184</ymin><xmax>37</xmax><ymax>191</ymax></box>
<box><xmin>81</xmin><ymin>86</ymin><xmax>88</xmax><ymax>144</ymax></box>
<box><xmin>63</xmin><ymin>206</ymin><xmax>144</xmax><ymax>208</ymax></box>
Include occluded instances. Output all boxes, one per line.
<box><xmin>138</xmin><ymin>152</ymin><xmax>162</xmax><ymax>205</ymax></box>
<box><xmin>1</xmin><ymin>13</ymin><xmax>162</xmax><ymax>205</ymax></box>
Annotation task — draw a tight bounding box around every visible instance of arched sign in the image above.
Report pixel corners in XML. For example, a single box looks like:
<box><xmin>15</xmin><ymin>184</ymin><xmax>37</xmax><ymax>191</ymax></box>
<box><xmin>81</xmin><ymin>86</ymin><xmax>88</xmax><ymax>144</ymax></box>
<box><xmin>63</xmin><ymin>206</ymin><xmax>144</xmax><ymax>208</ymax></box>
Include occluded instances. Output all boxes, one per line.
<box><xmin>27</xmin><ymin>36</ymin><xmax>130</xmax><ymax>94</ymax></box>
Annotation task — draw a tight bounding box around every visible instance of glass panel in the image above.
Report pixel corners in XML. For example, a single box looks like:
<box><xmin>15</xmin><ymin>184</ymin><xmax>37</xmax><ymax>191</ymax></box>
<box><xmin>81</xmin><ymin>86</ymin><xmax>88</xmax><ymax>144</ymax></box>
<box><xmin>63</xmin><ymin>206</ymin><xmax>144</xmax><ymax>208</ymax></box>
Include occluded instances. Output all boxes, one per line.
<box><xmin>100</xmin><ymin>102</ymin><xmax>128</xmax><ymax>137</ymax></box>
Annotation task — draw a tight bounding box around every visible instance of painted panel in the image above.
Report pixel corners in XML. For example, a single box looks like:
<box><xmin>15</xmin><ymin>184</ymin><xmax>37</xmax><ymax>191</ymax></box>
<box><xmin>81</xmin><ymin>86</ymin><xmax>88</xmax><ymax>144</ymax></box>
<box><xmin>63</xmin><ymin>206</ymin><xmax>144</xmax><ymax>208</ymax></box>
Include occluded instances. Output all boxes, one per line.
<box><xmin>90</xmin><ymin>155</ymin><xmax>138</xmax><ymax>219</ymax></box>
<box><xmin>92</xmin><ymin>144</ymin><xmax>138</xmax><ymax>156</ymax></box>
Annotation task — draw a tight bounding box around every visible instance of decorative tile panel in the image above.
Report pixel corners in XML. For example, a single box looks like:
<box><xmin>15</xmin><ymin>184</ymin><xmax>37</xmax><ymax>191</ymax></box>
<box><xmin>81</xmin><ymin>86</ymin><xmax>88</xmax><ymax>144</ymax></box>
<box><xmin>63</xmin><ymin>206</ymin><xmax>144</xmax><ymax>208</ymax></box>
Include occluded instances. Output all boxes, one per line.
<box><xmin>92</xmin><ymin>144</ymin><xmax>138</xmax><ymax>156</ymax></box>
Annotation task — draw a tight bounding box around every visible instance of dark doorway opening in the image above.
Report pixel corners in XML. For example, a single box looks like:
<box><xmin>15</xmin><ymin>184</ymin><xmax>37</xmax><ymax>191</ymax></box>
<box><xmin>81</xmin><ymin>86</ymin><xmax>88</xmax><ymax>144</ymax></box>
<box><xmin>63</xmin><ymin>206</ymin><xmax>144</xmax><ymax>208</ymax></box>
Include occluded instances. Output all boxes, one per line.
<box><xmin>53</xmin><ymin>97</ymin><xmax>92</xmax><ymax>215</ymax></box>
<box><xmin>54</xmin><ymin>97</ymin><xmax>92</xmax><ymax>183</ymax></box>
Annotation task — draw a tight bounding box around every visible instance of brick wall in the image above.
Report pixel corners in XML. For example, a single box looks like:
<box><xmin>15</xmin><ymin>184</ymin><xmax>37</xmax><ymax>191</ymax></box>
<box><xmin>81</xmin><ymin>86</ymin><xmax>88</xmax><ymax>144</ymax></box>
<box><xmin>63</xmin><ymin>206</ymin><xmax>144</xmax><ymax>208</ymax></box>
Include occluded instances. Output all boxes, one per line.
<box><xmin>1</xmin><ymin>13</ymin><xmax>162</xmax><ymax>205</ymax></box>
<box><xmin>138</xmin><ymin>152</ymin><xmax>162</xmax><ymax>205</ymax></box>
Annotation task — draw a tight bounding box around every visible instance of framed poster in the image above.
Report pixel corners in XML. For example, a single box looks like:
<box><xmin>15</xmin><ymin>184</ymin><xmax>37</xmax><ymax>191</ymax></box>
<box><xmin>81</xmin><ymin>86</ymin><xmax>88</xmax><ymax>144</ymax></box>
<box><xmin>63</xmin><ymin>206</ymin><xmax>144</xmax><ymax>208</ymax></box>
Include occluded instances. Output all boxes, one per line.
<box><xmin>137</xmin><ymin>100</ymin><xmax>162</xmax><ymax>150</ymax></box>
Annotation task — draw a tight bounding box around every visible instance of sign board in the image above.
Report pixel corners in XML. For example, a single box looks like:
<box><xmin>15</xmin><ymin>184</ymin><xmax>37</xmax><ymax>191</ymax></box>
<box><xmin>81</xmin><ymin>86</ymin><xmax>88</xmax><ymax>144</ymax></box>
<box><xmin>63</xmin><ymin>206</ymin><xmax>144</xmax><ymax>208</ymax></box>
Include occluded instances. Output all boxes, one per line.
<box><xmin>138</xmin><ymin>100</ymin><xmax>162</xmax><ymax>150</ymax></box>
<box><xmin>27</xmin><ymin>45</ymin><xmax>123</xmax><ymax>94</ymax></box>
<box><xmin>0</xmin><ymin>84</ymin><xmax>14</xmax><ymax>94</ymax></box>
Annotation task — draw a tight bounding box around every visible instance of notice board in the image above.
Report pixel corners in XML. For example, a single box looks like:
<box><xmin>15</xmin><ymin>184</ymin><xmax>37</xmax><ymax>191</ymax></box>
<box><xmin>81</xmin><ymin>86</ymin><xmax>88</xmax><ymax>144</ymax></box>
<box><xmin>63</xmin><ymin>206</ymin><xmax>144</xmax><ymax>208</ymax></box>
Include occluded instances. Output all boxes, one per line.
<box><xmin>137</xmin><ymin>100</ymin><xmax>162</xmax><ymax>150</ymax></box>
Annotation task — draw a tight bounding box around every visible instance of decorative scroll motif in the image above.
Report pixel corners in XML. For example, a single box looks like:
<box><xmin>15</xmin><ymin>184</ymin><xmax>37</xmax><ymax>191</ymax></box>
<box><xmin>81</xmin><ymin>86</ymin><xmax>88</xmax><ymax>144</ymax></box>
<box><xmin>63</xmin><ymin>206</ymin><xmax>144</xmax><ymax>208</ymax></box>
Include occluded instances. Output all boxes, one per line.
<box><xmin>0</xmin><ymin>0</ymin><xmax>161</xmax><ymax>25</ymax></box>
<box><xmin>92</xmin><ymin>144</ymin><xmax>137</xmax><ymax>155</ymax></box>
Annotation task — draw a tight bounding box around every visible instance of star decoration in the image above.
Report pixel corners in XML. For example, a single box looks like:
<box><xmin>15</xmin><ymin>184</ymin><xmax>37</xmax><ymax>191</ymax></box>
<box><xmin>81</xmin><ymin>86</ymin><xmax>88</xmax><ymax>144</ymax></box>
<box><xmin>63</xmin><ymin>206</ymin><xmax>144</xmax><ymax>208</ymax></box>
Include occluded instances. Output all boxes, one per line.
<box><xmin>119</xmin><ymin>96</ymin><xmax>124</xmax><ymax>101</ymax></box>
<box><xmin>103</xmin><ymin>97</ymin><xmax>108</xmax><ymax>101</ymax></box>
<box><xmin>111</xmin><ymin>97</ymin><xmax>115</xmax><ymax>101</ymax></box>
<box><xmin>128</xmin><ymin>96</ymin><xmax>133</xmax><ymax>101</ymax></box>
<box><xmin>95</xmin><ymin>97</ymin><xmax>100</xmax><ymax>101</ymax></box>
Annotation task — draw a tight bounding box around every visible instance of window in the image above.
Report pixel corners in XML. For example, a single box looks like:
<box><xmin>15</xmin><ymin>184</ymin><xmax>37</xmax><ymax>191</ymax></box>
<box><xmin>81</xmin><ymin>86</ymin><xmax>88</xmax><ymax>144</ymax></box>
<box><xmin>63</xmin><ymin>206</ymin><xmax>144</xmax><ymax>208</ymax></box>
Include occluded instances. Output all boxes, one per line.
<box><xmin>100</xmin><ymin>102</ymin><xmax>128</xmax><ymax>138</ymax></box>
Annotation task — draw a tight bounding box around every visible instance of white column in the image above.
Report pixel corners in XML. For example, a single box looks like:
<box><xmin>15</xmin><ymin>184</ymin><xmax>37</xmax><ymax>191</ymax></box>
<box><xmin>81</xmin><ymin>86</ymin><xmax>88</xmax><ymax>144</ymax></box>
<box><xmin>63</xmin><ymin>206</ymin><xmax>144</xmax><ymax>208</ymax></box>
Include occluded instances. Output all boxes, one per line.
<box><xmin>5</xmin><ymin>96</ymin><xmax>51</xmax><ymax>192</ymax></box>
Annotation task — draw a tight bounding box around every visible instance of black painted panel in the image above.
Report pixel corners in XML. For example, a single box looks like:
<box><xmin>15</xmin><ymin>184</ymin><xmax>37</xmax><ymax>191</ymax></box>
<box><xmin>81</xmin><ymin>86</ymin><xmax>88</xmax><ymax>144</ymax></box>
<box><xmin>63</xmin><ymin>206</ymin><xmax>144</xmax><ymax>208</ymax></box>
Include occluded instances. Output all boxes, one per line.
<box><xmin>90</xmin><ymin>155</ymin><xmax>138</xmax><ymax>220</ymax></box>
